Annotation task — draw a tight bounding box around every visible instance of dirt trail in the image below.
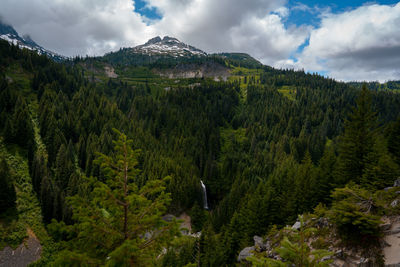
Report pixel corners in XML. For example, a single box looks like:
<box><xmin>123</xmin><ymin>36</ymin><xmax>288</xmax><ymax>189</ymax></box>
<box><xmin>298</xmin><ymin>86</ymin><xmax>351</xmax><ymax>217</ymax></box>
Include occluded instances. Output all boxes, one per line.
<box><xmin>0</xmin><ymin>228</ymin><xmax>42</xmax><ymax>267</ymax></box>
<box><xmin>383</xmin><ymin>217</ymin><xmax>400</xmax><ymax>266</ymax></box>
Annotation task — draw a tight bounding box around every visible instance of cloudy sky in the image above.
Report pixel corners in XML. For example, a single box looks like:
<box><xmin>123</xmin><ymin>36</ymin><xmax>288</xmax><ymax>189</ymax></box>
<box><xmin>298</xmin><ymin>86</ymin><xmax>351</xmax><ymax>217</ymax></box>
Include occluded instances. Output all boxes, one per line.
<box><xmin>1</xmin><ymin>0</ymin><xmax>399</xmax><ymax>81</ymax></box>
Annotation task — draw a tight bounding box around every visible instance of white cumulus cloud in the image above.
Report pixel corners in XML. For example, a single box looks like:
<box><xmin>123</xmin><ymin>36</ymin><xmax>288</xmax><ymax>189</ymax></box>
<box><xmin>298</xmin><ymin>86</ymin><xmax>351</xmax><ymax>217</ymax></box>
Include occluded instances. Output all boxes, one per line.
<box><xmin>0</xmin><ymin>0</ymin><xmax>399</xmax><ymax>81</ymax></box>
<box><xmin>294</xmin><ymin>3</ymin><xmax>400</xmax><ymax>81</ymax></box>
<box><xmin>0</xmin><ymin>0</ymin><xmax>156</xmax><ymax>56</ymax></box>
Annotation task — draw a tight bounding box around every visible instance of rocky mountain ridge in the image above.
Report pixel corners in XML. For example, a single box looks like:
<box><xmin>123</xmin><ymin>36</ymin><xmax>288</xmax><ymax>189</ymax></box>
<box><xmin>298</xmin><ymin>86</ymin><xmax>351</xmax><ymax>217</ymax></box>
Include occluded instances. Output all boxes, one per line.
<box><xmin>131</xmin><ymin>36</ymin><xmax>207</xmax><ymax>57</ymax></box>
<box><xmin>0</xmin><ymin>21</ymin><xmax>65</xmax><ymax>61</ymax></box>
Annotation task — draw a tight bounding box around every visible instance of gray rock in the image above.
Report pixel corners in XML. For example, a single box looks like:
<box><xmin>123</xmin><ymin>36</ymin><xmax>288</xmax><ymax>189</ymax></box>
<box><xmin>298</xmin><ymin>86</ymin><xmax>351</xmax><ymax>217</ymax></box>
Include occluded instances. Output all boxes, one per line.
<box><xmin>316</xmin><ymin>217</ymin><xmax>330</xmax><ymax>228</ymax></box>
<box><xmin>321</xmin><ymin>255</ymin><xmax>332</xmax><ymax>262</ymax></box>
<box><xmin>334</xmin><ymin>250</ymin><xmax>344</xmax><ymax>259</ymax></box>
<box><xmin>292</xmin><ymin>221</ymin><xmax>301</xmax><ymax>230</ymax></box>
<box><xmin>381</xmin><ymin>222</ymin><xmax>392</xmax><ymax>231</ymax></box>
<box><xmin>391</xmin><ymin>199</ymin><xmax>399</xmax><ymax>208</ymax></box>
<box><xmin>253</xmin><ymin>235</ymin><xmax>263</xmax><ymax>247</ymax></box>
<box><xmin>357</xmin><ymin>257</ymin><xmax>371</xmax><ymax>267</ymax></box>
<box><xmin>0</xmin><ymin>234</ymin><xmax>42</xmax><ymax>267</ymax></box>
<box><xmin>253</xmin><ymin>236</ymin><xmax>271</xmax><ymax>252</ymax></box>
<box><xmin>381</xmin><ymin>239</ymin><xmax>391</xmax><ymax>247</ymax></box>
<box><xmin>394</xmin><ymin>178</ymin><xmax>400</xmax><ymax>187</ymax></box>
<box><xmin>237</xmin><ymin>246</ymin><xmax>255</xmax><ymax>262</ymax></box>
<box><xmin>385</xmin><ymin>187</ymin><xmax>394</xmax><ymax>191</ymax></box>
<box><xmin>389</xmin><ymin>227</ymin><xmax>400</xmax><ymax>235</ymax></box>
<box><xmin>253</xmin><ymin>235</ymin><xmax>265</xmax><ymax>251</ymax></box>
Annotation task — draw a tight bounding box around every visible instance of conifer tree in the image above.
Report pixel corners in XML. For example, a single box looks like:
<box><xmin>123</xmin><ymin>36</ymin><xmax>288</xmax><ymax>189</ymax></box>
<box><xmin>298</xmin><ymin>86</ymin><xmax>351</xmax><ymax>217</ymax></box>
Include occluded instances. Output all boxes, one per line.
<box><xmin>12</xmin><ymin>96</ymin><xmax>34</xmax><ymax>150</ymax></box>
<box><xmin>336</xmin><ymin>84</ymin><xmax>377</xmax><ymax>185</ymax></box>
<box><xmin>388</xmin><ymin>116</ymin><xmax>400</xmax><ymax>165</ymax></box>
<box><xmin>0</xmin><ymin>158</ymin><xmax>16</xmax><ymax>213</ymax></box>
<box><xmin>57</xmin><ymin>130</ymin><xmax>180</xmax><ymax>265</ymax></box>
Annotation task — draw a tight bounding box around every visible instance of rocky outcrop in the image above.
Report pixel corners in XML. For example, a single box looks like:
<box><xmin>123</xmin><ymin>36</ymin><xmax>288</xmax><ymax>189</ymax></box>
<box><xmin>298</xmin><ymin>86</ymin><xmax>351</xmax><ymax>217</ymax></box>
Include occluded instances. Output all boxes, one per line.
<box><xmin>237</xmin><ymin>235</ymin><xmax>273</xmax><ymax>262</ymax></box>
<box><xmin>104</xmin><ymin>66</ymin><xmax>118</xmax><ymax>78</ymax></box>
<box><xmin>237</xmin><ymin>246</ymin><xmax>255</xmax><ymax>262</ymax></box>
<box><xmin>237</xmin><ymin>179</ymin><xmax>400</xmax><ymax>266</ymax></box>
<box><xmin>155</xmin><ymin>62</ymin><xmax>230</xmax><ymax>81</ymax></box>
<box><xmin>0</xmin><ymin>228</ymin><xmax>42</xmax><ymax>267</ymax></box>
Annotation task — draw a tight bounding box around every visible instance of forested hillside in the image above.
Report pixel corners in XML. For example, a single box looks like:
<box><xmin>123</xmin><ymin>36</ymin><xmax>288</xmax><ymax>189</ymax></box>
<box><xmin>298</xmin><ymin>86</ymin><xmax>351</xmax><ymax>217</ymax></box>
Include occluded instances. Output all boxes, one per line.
<box><xmin>1</xmin><ymin>39</ymin><xmax>400</xmax><ymax>266</ymax></box>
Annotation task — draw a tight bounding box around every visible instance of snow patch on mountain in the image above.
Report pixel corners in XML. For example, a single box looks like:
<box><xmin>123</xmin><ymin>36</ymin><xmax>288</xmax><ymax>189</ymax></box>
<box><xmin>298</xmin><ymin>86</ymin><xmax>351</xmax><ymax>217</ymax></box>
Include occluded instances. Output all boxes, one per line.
<box><xmin>0</xmin><ymin>22</ymin><xmax>66</xmax><ymax>61</ymax></box>
<box><xmin>132</xmin><ymin>36</ymin><xmax>207</xmax><ymax>57</ymax></box>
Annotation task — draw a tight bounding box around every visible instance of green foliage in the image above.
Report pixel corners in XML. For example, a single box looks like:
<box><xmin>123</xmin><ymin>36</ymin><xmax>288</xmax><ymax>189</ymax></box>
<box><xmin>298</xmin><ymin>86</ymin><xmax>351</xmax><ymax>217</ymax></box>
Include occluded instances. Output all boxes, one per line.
<box><xmin>190</xmin><ymin>202</ymin><xmax>206</xmax><ymax>233</ymax></box>
<box><xmin>54</xmin><ymin>130</ymin><xmax>180</xmax><ymax>265</ymax></box>
<box><xmin>0</xmin><ymin>140</ymin><xmax>53</xmax><ymax>262</ymax></box>
<box><xmin>248</xmin><ymin>217</ymin><xmax>333</xmax><ymax>267</ymax></box>
<box><xmin>0</xmin><ymin>157</ymin><xmax>16</xmax><ymax>212</ymax></box>
<box><xmin>362</xmin><ymin>137</ymin><xmax>400</xmax><ymax>188</ymax></box>
<box><xmin>387</xmin><ymin>116</ymin><xmax>400</xmax><ymax>165</ymax></box>
<box><xmin>329</xmin><ymin>185</ymin><xmax>383</xmax><ymax>243</ymax></box>
<box><xmin>162</xmin><ymin>236</ymin><xmax>197</xmax><ymax>267</ymax></box>
<box><xmin>336</xmin><ymin>84</ymin><xmax>377</xmax><ymax>185</ymax></box>
<box><xmin>1</xmin><ymin>40</ymin><xmax>400</xmax><ymax>266</ymax></box>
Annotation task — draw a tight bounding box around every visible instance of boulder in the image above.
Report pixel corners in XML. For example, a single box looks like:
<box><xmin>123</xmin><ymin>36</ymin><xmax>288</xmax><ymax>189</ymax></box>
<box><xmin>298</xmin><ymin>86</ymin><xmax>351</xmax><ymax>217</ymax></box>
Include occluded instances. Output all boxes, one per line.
<box><xmin>253</xmin><ymin>236</ymin><xmax>265</xmax><ymax>251</ymax></box>
<box><xmin>381</xmin><ymin>223</ymin><xmax>393</xmax><ymax>232</ymax></box>
<box><xmin>253</xmin><ymin>236</ymin><xmax>271</xmax><ymax>252</ymax></box>
<box><xmin>334</xmin><ymin>250</ymin><xmax>344</xmax><ymax>259</ymax></box>
<box><xmin>316</xmin><ymin>218</ymin><xmax>330</xmax><ymax>228</ymax></box>
<box><xmin>391</xmin><ymin>199</ymin><xmax>399</xmax><ymax>208</ymax></box>
<box><xmin>253</xmin><ymin>235</ymin><xmax>263</xmax><ymax>247</ymax></box>
<box><xmin>292</xmin><ymin>221</ymin><xmax>301</xmax><ymax>230</ymax></box>
<box><xmin>394</xmin><ymin>178</ymin><xmax>400</xmax><ymax>187</ymax></box>
<box><xmin>237</xmin><ymin>246</ymin><xmax>255</xmax><ymax>262</ymax></box>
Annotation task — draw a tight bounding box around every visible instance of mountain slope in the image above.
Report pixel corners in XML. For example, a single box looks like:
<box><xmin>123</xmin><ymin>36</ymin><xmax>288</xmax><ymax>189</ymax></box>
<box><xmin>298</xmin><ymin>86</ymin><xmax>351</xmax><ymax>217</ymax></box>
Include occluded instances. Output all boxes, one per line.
<box><xmin>0</xmin><ymin>21</ymin><xmax>65</xmax><ymax>61</ymax></box>
<box><xmin>2</xmin><ymin>30</ymin><xmax>400</xmax><ymax>267</ymax></box>
<box><xmin>133</xmin><ymin>36</ymin><xmax>207</xmax><ymax>57</ymax></box>
<box><xmin>101</xmin><ymin>36</ymin><xmax>208</xmax><ymax>66</ymax></box>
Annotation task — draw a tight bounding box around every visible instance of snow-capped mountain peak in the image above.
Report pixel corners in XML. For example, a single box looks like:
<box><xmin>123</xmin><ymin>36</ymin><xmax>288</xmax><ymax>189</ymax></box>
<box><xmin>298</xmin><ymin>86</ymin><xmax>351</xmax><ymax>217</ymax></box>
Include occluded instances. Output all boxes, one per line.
<box><xmin>0</xmin><ymin>21</ymin><xmax>65</xmax><ymax>61</ymax></box>
<box><xmin>133</xmin><ymin>36</ymin><xmax>207</xmax><ymax>57</ymax></box>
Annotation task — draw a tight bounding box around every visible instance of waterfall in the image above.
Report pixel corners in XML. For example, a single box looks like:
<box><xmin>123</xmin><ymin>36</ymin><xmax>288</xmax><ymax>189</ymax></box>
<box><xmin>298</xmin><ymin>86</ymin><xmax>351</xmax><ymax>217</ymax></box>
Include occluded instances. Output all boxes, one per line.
<box><xmin>200</xmin><ymin>180</ymin><xmax>209</xmax><ymax>210</ymax></box>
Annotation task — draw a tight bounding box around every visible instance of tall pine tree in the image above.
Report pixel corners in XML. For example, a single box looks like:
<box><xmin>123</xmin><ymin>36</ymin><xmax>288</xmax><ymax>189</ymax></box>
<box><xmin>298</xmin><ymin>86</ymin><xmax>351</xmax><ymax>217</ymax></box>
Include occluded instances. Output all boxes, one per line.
<box><xmin>336</xmin><ymin>84</ymin><xmax>377</xmax><ymax>185</ymax></box>
<box><xmin>55</xmin><ymin>130</ymin><xmax>180</xmax><ymax>266</ymax></box>
<box><xmin>0</xmin><ymin>158</ymin><xmax>16</xmax><ymax>213</ymax></box>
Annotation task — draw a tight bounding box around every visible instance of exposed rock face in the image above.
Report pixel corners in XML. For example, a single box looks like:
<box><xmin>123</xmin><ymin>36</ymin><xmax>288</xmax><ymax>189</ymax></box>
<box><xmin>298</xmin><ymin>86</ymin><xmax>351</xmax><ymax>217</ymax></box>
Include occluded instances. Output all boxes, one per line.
<box><xmin>104</xmin><ymin>66</ymin><xmax>118</xmax><ymax>78</ymax></box>
<box><xmin>156</xmin><ymin>62</ymin><xmax>230</xmax><ymax>80</ymax></box>
<box><xmin>0</xmin><ymin>229</ymin><xmax>42</xmax><ymax>267</ymax></box>
<box><xmin>0</xmin><ymin>21</ymin><xmax>65</xmax><ymax>61</ymax></box>
<box><xmin>391</xmin><ymin>199</ymin><xmax>399</xmax><ymax>208</ymax></box>
<box><xmin>394</xmin><ymin>178</ymin><xmax>400</xmax><ymax>187</ymax></box>
<box><xmin>133</xmin><ymin>36</ymin><xmax>207</xmax><ymax>57</ymax></box>
<box><xmin>237</xmin><ymin>246</ymin><xmax>255</xmax><ymax>262</ymax></box>
<box><xmin>292</xmin><ymin>221</ymin><xmax>301</xmax><ymax>230</ymax></box>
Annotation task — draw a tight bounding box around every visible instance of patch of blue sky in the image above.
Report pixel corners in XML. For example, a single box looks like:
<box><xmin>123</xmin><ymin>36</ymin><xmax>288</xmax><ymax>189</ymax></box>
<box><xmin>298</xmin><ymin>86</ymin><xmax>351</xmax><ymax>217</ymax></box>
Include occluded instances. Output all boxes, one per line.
<box><xmin>284</xmin><ymin>0</ymin><xmax>398</xmax><ymax>68</ymax></box>
<box><xmin>284</xmin><ymin>0</ymin><xmax>399</xmax><ymax>28</ymax></box>
<box><xmin>133</xmin><ymin>0</ymin><xmax>162</xmax><ymax>21</ymax></box>
<box><xmin>287</xmin><ymin>37</ymin><xmax>309</xmax><ymax>64</ymax></box>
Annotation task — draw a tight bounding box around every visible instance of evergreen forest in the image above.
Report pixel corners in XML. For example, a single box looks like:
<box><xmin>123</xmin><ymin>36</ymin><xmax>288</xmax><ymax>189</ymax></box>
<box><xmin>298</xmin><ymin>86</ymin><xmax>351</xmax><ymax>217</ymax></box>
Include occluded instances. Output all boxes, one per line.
<box><xmin>1</xmin><ymin>39</ymin><xmax>400</xmax><ymax>266</ymax></box>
